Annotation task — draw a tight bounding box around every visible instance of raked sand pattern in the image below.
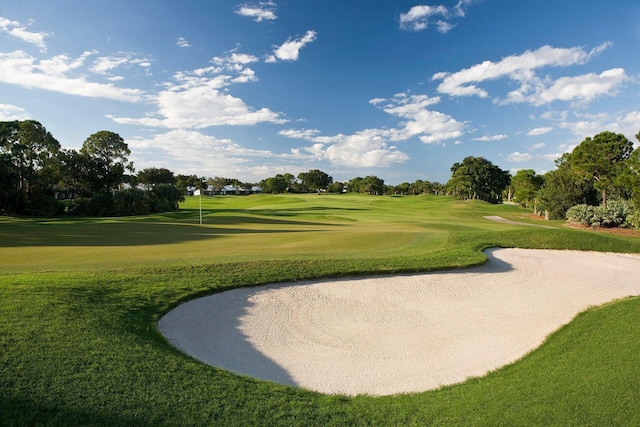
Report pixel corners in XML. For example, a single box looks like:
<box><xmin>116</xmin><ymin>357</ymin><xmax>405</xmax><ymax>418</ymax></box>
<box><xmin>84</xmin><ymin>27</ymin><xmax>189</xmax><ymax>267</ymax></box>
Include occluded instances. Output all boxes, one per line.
<box><xmin>158</xmin><ymin>248</ymin><xmax>640</xmax><ymax>396</ymax></box>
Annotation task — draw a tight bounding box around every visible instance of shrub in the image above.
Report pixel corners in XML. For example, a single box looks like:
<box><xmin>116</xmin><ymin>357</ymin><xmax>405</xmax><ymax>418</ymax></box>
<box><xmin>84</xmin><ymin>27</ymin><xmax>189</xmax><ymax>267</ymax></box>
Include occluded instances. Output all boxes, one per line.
<box><xmin>626</xmin><ymin>211</ymin><xmax>640</xmax><ymax>230</ymax></box>
<box><xmin>566</xmin><ymin>204</ymin><xmax>594</xmax><ymax>225</ymax></box>
<box><xmin>113</xmin><ymin>188</ymin><xmax>149</xmax><ymax>216</ymax></box>
<box><xmin>66</xmin><ymin>185</ymin><xmax>183</xmax><ymax>216</ymax></box>
<box><xmin>592</xmin><ymin>200</ymin><xmax>631</xmax><ymax>228</ymax></box>
<box><xmin>566</xmin><ymin>200</ymin><xmax>634</xmax><ymax>228</ymax></box>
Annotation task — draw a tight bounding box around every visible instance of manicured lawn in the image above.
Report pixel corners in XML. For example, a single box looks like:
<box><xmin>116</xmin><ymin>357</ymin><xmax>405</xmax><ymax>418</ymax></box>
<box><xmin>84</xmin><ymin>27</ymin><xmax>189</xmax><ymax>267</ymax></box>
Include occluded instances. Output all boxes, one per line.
<box><xmin>1</xmin><ymin>194</ymin><xmax>639</xmax><ymax>426</ymax></box>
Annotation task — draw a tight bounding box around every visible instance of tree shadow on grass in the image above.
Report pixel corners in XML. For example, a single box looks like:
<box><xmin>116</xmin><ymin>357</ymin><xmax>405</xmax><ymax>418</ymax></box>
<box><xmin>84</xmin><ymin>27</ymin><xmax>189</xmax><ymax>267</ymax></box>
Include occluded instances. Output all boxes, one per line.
<box><xmin>0</xmin><ymin>214</ymin><xmax>342</xmax><ymax>248</ymax></box>
<box><xmin>0</xmin><ymin>395</ymin><xmax>157</xmax><ymax>427</ymax></box>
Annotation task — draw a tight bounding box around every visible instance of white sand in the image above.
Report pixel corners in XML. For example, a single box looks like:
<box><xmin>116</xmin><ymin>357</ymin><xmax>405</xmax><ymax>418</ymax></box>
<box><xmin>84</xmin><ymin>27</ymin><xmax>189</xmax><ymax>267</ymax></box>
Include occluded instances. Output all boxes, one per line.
<box><xmin>158</xmin><ymin>248</ymin><xmax>640</xmax><ymax>396</ymax></box>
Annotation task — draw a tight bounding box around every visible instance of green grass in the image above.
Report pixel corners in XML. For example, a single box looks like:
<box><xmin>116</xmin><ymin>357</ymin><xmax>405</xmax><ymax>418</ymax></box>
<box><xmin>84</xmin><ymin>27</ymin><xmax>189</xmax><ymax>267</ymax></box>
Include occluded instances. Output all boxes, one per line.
<box><xmin>1</xmin><ymin>194</ymin><xmax>640</xmax><ymax>426</ymax></box>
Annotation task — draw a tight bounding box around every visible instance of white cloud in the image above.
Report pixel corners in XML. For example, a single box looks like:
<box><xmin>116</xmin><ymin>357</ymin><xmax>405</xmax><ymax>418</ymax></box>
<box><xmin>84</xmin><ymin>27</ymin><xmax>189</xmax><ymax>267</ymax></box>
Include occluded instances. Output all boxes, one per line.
<box><xmin>109</xmin><ymin>65</ymin><xmax>284</xmax><ymax>128</ymax></box>
<box><xmin>0</xmin><ymin>50</ymin><xmax>144</xmax><ymax>102</ymax></box>
<box><xmin>530</xmin><ymin>142</ymin><xmax>546</xmax><ymax>151</ymax></box>
<box><xmin>0</xmin><ymin>103</ymin><xmax>29</xmax><ymax>121</ymax></box>
<box><xmin>507</xmin><ymin>68</ymin><xmax>629</xmax><ymax>106</ymax></box>
<box><xmin>548</xmin><ymin>109</ymin><xmax>640</xmax><ymax>144</ymax></box>
<box><xmin>213</xmin><ymin>51</ymin><xmax>259</xmax><ymax>68</ymax></box>
<box><xmin>527</xmin><ymin>127</ymin><xmax>552</xmax><ymax>136</ymax></box>
<box><xmin>278</xmin><ymin>93</ymin><xmax>465</xmax><ymax>168</ymax></box>
<box><xmin>507</xmin><ymin>152</ymin><xmax>533</xmax><ymax>162</ymax></box>
<box><xmin>176</xmin><ymin>37</ymin><xmax>191</xmax><ymax>48</ymax></box>
<box><xmin>399</xmin><ymin>5</ymin><xmax>448</xmax><ymax>32</ymax></box>
<box><xmin>0</xmin><ymin>17</ymin><xmax>50</xmax><ymax>52</ymax></box>
<box><xmin>399</xmin><ymin>1</ymin><xmax>475</xmax><ymax>32</ymax></box>
<box><xmin>91</xmin><ymin>55</ymin><xmax>128</xmax><ymax>74</ymax></box>
<box><xmin>374</xmin><ymin>93</ymin><xmax>465</xmax><ymax>144</ymax></box>
<box><xmin>432</xmin><ymin>43</ymin><xmax>613</xmax><ymax>102</ymax></box>
<box><xmin>507</xmin><ymin>150</ymin><xmax>563</xmax><ymax>164</ymax></box>
<box><xmin>453</xmin><ymin>0</ymin><xmax>475</xmax><ymax>17</ymax></box>
<box><xmin>235</xmin><ymin>1</ymin><xmax>277</xmax><ymax>22</ymax></box>
<box><xmin>278</xmin><ymin>129</ymin><xmax>322</xmax><ymax>140</ymax></box>
<box><xmin>128</xmin><ymin>129</ymin><xmax>301</xmax><ymax>181</ymax></box>
<box><xmin>90</xmin><ymin>52</ymin><xmax>152</xmax><ymax>77</ymax></box>
<box><xmin>472</xmin><ymin>134</ymin><xmax>508</xmax><ymax>141</ymax></box>
<box><xmin>289</xmin><ymin>129</ymin><xmax>410</xmax><ymax>168</ymax></box>
<box><xmin>265</xmin><ymin>30</ymin><xmax>316</xmax><ymax>63</ymax></box>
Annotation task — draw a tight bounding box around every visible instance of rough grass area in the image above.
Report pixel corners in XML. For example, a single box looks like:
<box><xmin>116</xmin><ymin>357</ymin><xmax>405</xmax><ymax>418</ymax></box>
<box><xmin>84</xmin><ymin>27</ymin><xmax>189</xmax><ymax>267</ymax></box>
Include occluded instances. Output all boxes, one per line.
<box><xmin>1</xmin><ymin>194</ymin><xmax>639</xmax><ymax>426</ymax></box>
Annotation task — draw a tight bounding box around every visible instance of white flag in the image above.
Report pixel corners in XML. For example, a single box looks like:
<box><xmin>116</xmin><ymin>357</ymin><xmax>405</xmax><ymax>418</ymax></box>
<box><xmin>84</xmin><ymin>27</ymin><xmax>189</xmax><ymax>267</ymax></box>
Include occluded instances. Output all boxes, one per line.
<box><xmin>193</xmin><ymin>189</ymin><xmax>201</xmax><ymax>196</ymax></box>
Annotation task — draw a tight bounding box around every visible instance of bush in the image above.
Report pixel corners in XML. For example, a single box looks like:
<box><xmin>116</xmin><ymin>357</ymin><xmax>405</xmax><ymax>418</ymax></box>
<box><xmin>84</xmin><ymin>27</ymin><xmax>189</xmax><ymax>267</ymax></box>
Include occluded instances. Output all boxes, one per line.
<box><xmin>66</xmin><ymin>185</ymin><xmax>183</xmax><ymax>216</ymax></box>
<box><xmin>24</xmin><ymin>194</ymin><xmax>65</xmax><ymax>216</ymax></box>
<box><xmin>592</xmin><ymin>200</ymin><xmax>631</xmax><ymax>227</ymax></box>
<box><xmin>566</xmin><ymin>204</ymin><xmax>594</xmax><ymax>225</ymax></box>
<box><xmin>626</xmin><ymin>211</ymin><xmax>640</xmax><ymax>230</ymax></box>
<box><xmin>67</xmin><ymin>194</ymin><xmax>114</xmax><ymax>216</ymax></box>
<box><xmin>566</xmin><ymin>200</ymin><xmax>634</xmax><ymax>228</ymax></box>
<box><xmin>113</xmin><ymin>188</ymin><xmax>149</xmax><ymax>216</ymax></box>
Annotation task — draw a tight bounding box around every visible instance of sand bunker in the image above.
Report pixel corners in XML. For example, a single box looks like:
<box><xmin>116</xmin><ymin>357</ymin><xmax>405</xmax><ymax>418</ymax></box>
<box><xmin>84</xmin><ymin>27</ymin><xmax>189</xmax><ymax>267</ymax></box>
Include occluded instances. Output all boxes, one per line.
<box><xmin>158</xmin><ymin>248</ymin><xmax>640</xmax><ymax>396</ymax></box>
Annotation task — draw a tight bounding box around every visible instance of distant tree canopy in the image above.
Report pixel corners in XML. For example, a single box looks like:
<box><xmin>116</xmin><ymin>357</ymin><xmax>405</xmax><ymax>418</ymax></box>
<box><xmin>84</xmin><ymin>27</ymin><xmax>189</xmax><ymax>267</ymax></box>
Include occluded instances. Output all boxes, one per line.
<box><xmin>297</xmin><ymin>169</ymin><xmax>333</xmax><ymax>193</ymax></box>
<box><xmin>348</xmin><ymin>176</ymin><xmax>385</xmax><ymax>195</ymax></box>
<box><xmin>138</xmin><ymin>167</ymin><xmax>176</xmax><ymax>187</ymax></box>
<box><xmin>446</xmin><ymin>156</ymin><xmax>510</xmax><ymax>204</ymax></box>
<box><xmin>260</xmin><ymin>174</ymin><xmax>290</xmax><ymax>194</ymax></box>
<box><xmin>176</xmin><ymin>175</ymin><xmax>207</xmax><ymax>194</ymax></box>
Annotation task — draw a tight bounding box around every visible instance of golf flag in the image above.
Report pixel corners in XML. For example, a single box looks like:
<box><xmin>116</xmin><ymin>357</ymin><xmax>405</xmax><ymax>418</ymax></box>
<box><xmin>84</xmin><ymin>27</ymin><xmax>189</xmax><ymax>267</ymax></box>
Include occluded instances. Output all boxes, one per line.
<box><xmin>194</xmin><ymin>188</ymin><xmax>203</xmax><ymax>224</ymax></box>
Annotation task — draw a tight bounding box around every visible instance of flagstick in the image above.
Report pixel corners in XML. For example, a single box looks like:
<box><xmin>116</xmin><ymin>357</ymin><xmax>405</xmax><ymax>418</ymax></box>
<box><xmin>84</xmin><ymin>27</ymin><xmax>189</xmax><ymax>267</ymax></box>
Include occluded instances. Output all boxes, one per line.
<box><xmin>199</xmin><ymin>190</ymin><xmax>202</xmax><ymax>225</ymax></box>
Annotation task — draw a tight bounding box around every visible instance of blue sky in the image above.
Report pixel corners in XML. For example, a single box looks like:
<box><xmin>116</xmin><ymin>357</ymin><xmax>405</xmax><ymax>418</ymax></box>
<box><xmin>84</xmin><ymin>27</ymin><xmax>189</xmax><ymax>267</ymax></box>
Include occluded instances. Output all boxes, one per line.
<box><xmin>1</xmin><ymin>0</ymin><xmax>639</xmax><ymax>184</ymax></box>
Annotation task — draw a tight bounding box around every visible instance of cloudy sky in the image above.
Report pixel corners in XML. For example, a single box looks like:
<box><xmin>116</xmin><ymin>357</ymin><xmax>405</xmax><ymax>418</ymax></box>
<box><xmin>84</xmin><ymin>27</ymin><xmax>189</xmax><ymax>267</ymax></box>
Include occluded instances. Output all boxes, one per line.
<box><xmin>1</xmin><ymin>0</ymin><xmax>639</xmax><ymax>184</ymax></box>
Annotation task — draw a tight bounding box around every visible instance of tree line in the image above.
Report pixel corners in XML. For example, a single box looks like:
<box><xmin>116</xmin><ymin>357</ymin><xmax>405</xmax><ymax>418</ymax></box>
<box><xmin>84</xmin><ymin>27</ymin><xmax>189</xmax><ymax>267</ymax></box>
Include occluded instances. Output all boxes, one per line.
<box><xmin>0</xmin><ymin>120</ymin><xmax>184</xmax><ymax>216</ymax></box>
<box><xmin>510</xmin><ymin>131</ymin><xmax>640</xmax><ymax>227</ymax></box>
<box><xmin>2</xmin><ymin>119</ymin><xmax>639</xmax><ymax>228</ymax></box>
<box><xmin>443</xmin><ymin>131</ymin><xmax>640</xmax><ymax>228</ymax></box>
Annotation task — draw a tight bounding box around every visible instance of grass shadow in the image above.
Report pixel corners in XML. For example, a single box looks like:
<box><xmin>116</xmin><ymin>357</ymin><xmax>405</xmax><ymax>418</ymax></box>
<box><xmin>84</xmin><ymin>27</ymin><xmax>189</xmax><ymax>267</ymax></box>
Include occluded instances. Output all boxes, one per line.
<box><xmin>0</xmin><ymin>216</ymin><xmax>339</xmax><ymax>248</ymax></box>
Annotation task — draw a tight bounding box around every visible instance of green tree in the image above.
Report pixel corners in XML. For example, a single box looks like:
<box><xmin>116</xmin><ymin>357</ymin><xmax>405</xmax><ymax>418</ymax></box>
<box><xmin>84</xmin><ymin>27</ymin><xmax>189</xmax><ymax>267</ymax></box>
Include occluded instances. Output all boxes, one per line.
<box><xmin>149</xmin><ymin>184</ymin><xmax>184</xmax><ymax>211</ymax></box>
<box><xmin>409</xmin><ymin>179</ymin><xmax>433</xmax><ymax>195</ymax></box>
<box><xmin>394</xmin><ymin>182</ymin><xmax>411</xmax><ymax>195</ymax></box>
<box><xmin>137</xmin><ymin>167</ymin><xmax>176</xmax><ymax>188</ymax></box>
<box><xmin>0</xmin><ymin>151</ymin><xmax>20</xmax><ymax>213</ymax></box>
<box><xmin>297</xmin><ymin>169</ymin><xmax>333</xmax><ymax>193</ymax></box>
<box><xmin>259</xmin><ymin>174</ymin><xmax>288</xmax><ymax>194</ymax></box>
<box><xmin>327</xmin><ymin>181</ymin><xmax>345</xmax><ymax>193</ymax></box>
<box><xmin>565</xmin><ymin>131</ymin><xmax>633</xmax><ymax>208</ymax></box>
<box><xmin>446</xmin><ymin>156</ymin><xmax>510</xmax><ymax>203</ymax></box>
<box><xmin>176</xmin><ymin>175</ymin><xmax>207</xmax><ymax>194</ymax></box>
<box><xmin>537</xmin><ymin>163</ymin><xmax>598</xmax><ymax>219</ymax></box>
<box><xmin>347</xmin><ymin>177</ymin><xmax>363</xmax><ymax>193</ymax></box>
<box><xmin>616</xmin><ymin>131</ymin><xmax>640</xmax><ymax>209</ymax></box>
<box><xmin>55</xmin><ymin>148</ymin><xmax>95</xmax><ymax>197</ymax></box>
<box><xmin>361</xmin><ymin>175</ymin><xmax>385</xmax><ymax>195</ymax></box>
<box><xmin>0</xmin><ymin>120</ymin><xmax>62</xmax><ymax>214</ymax></box>
<box><xmin>80</xmin><ymin>131</ymin><xmax>133</xmax><ymax>194</ymax></box>
<box><xmin>432</xmin><ymin>182</ymin><xmax>444</xmax><ymax>195</ymax></box>
<box><xmin>511</xmin><ymin>169</ymin><xmax>544</xmax><ymax>211</ymax></box>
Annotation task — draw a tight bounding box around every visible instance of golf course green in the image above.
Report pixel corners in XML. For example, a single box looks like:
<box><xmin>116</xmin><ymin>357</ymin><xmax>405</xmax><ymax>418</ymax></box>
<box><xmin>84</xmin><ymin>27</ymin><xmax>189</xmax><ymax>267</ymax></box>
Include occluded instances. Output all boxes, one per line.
<box><xmin>1</xmin><ymin>194</ymin><xmax>639</xmax><ymax>426</ymax></box>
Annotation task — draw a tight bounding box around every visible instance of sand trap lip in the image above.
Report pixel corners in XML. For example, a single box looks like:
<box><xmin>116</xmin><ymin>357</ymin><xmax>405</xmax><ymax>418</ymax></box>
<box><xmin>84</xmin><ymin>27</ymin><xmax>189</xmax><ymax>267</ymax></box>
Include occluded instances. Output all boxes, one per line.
<box><xmin>483</xmin><ymin>215</ymin><xmax>555</xmax><ymax>228</ymax></box>
<box><xmin>158</xmin><ymin>248</ymin><xmax>640</xmax><ymax>396</ymax></box>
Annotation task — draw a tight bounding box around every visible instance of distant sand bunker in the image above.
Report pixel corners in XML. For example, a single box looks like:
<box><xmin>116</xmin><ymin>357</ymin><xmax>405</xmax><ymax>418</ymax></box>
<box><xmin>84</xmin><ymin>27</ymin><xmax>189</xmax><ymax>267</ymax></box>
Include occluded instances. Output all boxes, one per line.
<box><xmin>158</xmin><ymin>248</ymin><xmax>640</xmax><ymax>396</ymax></box>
